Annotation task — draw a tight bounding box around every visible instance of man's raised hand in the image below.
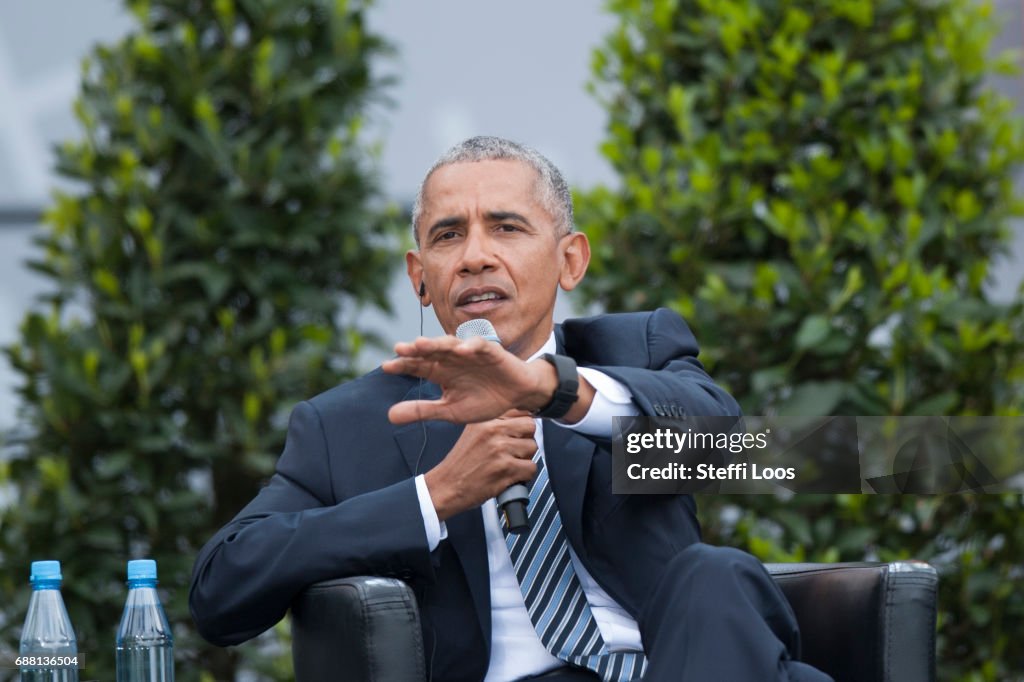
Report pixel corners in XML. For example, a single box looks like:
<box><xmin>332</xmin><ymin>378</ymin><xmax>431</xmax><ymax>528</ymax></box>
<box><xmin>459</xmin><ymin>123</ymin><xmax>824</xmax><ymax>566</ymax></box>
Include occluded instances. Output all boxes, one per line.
<box><xmin>381</xmin><ymin>335</ymin><xmax>556</xmax><ymax>425</ymax></box>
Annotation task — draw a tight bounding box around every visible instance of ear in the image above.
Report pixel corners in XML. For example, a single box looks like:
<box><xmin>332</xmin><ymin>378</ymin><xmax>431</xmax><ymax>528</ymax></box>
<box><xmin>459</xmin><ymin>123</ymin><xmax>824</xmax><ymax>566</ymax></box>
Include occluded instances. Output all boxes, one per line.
<box><xmin>557</xmin><ymin>232</ymin><xmax>590</xmax><ymax>292</ymax></box>
<box><xmin>406</xmin><ymin>250</ymin><xmax>431</xmax><ymax>306</ymax></box>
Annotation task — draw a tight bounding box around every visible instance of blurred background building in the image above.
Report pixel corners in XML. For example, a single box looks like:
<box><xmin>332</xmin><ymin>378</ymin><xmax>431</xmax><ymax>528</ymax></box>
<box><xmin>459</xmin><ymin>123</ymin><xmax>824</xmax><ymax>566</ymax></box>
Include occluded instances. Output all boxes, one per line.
<box><xmin>0</xmin><ymin>0</ymin><xmax>1020</xmax><ymax>428</ymax></box>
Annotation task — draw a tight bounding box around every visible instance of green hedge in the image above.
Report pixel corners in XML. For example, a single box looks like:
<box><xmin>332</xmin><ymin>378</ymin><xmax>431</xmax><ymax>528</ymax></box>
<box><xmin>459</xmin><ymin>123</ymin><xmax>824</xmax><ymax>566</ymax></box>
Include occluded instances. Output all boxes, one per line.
<box><xmin>0</xmin><ymin>1</ymin><xmax>399</xmax><ymax>679</ymax></box>
<box><xmin>577</xmin><ymin>0</ymin><xmax>1024</xmax><ymax>678</ymax></box>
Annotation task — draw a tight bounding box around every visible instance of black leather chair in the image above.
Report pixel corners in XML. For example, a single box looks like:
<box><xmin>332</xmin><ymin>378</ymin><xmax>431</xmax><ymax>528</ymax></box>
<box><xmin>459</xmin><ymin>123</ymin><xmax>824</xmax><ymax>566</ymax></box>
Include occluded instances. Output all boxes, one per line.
<box><xmin>291</xmin><ymin>561</ymin><xmax>938</xmax><ymax>682</ymax></box>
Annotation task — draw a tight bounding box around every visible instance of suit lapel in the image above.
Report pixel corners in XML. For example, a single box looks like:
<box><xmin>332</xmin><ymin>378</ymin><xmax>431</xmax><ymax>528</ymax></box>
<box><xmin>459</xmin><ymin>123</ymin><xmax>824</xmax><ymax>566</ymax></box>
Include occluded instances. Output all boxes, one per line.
<box><xmin>392</xmin><ymin>381</ymin><xmax>492</xmax><ymax>653</ymax></box>
<box><xmin>547</xmin><ymin>326</ymin><xmax>604</xmax><ymax>560</ymax></box>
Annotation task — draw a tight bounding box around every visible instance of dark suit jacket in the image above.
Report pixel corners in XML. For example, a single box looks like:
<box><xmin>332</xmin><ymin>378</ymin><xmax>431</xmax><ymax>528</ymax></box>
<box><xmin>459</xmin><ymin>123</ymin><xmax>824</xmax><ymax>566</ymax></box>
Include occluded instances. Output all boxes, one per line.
<box><xmin>190</xmin><ymin>308</ymin><xmax>740</xmax><ymax>681</ymax></box>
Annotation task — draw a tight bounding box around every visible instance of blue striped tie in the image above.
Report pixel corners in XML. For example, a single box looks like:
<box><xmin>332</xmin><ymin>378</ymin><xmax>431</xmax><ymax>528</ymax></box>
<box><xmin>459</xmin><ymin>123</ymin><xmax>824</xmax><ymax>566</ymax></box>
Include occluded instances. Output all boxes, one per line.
<box><xmin>505</xmin><ymin>447</ymin><xmax>647</xmax><ymax>682</ymax></box>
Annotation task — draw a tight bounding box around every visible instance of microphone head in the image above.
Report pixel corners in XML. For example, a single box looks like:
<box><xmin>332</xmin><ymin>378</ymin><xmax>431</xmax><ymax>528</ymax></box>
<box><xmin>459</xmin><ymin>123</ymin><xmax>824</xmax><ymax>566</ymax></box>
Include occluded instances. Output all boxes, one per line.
<box><xmin>455</xmin><ymin>318</ymin><xmax>501</xmax><ymax>343</ymax></box>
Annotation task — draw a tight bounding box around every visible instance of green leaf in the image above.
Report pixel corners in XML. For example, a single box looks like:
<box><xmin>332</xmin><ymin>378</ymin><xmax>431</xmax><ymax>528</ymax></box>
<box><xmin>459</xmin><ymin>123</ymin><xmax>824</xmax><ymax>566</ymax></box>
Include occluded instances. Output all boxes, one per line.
<box><xmin>776</xmin><ymin>382</ymin><xmax>845</xmax><ymax>416</ymax></box>
<box><xmin>751</xmin><ymin>365</ymin><xmax>788</xmax><ymax>394</ymax></box>
<box><xmin>94</xmin><ymin>452</ymin><xmax>133</xmax><ymax>479</ymax></box>
<box><xmin>909</xmin><ymin>392</ymin><xmax>959</xmax><ymax>416</ymax></box>
<box><xmin>795</xmin><ymin>315</ymin><xmax>830</xmax><ymax>350</ymax></box>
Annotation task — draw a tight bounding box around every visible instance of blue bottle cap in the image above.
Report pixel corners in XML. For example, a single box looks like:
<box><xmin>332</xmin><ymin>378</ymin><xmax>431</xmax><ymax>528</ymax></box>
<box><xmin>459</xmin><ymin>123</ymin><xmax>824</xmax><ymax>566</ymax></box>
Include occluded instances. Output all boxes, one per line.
<box><xmin>30</xmin><ymin>560</ymin><xmax>62</xmax><ymax>583</ymax></box>
<box><xmin>127</xmin><ymin>559</ymin><xmax>157</xmax><ymax>581</ymax></box>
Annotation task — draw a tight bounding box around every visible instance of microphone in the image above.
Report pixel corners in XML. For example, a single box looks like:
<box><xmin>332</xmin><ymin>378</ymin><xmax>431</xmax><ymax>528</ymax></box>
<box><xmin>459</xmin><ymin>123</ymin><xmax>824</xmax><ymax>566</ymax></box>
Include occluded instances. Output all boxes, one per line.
<box><xmin>455</xmin><ymin>318</ymin><xmax>530</xmax><ymax>534</ymax></box>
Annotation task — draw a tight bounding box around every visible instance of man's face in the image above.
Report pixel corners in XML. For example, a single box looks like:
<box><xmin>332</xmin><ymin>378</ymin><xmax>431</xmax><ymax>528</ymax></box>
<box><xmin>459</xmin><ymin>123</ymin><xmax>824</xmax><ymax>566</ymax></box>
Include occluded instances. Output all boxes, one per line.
<box><xmin>408</xmin><ymin>159</ymin><xmax>589</xmax><ymax>359</ymax></box>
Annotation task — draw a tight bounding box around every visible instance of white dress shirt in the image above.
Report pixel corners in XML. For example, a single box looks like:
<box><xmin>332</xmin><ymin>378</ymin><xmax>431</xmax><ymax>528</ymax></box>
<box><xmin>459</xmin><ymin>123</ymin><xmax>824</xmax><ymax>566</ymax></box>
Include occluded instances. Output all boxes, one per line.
<box><xmin>412</xmin><ymin>333</ymin><xmax>643</xmax><ymax>681</ymax></box>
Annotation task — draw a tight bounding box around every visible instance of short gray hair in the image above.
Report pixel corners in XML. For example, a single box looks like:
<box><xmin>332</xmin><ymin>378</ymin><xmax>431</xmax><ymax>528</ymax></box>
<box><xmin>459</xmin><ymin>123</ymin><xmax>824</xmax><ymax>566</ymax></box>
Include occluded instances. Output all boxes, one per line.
<box><xmin>410</xmin><ymin>136</ymin><xmax>574</xmax><ymax>246</ymax></box>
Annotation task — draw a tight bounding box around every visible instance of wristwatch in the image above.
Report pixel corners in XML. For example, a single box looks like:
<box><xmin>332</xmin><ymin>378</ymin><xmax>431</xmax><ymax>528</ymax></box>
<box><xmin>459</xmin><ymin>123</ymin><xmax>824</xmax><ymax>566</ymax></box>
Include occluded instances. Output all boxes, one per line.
<box><xmin>532</xmin><ymin>353</ymin><xmax>579</xmax><ymax>419</ymax></box>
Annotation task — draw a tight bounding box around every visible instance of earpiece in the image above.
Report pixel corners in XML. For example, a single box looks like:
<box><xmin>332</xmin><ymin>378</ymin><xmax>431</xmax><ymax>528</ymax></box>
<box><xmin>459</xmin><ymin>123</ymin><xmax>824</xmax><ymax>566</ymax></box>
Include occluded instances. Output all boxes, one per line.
<box><xmin>419</xmin><ymin>282</ymin><xmax>426</xmax><ymax>298</ymax></box>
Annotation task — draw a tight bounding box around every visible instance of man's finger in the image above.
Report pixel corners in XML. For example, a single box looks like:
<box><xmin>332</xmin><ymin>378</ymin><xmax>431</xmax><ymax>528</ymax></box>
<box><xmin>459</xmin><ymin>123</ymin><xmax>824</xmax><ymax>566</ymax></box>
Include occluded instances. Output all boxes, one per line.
<box><xmin>499</xmin><ymin>409</ymin><xmax>532</xmax><ymax>419</ymax></box>
<box><xmin>502</xmin><ymin>416</ymin><xmax>538</xmax><ymax>437</ymax></box>
<box><xmin>388</xmin><ymin>400</ymin><xmax>449</xmax><ymax>425</ymax></box>
<box><xmin>381</xmin><ymin>356</ymin><xmax>436</xmax><ymax>377</ymax></box>
<box><xmin>393</xmin><ymin>335</ymin><xmax>497</xmax><ymax>361</ymax></box>
<box><xmin>510</xmin><ymin>440</ymin><xmax>539</xmax><ymax>459</ymax></box>
<box><xmin>393</xmin><ymin>335</ymin><xmax>467</xmax><ymax>358</ymax></box>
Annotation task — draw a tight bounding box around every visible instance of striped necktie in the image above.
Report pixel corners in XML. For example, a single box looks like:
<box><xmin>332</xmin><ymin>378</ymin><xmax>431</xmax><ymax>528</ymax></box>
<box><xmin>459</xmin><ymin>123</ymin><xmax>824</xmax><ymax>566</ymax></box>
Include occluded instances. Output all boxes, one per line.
<box><xmin>505</xmin><ymin>444</ymin><xmax>647</xmax><ymax>682</ymax></box>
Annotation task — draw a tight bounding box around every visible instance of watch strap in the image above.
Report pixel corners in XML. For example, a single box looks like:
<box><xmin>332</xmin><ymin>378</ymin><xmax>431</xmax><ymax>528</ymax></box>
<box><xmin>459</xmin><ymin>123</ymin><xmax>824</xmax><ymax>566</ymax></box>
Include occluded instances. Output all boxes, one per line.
<box><xmin>533</xmin><ymin>353</ymin><xmax>579</xmax><ymax>419</ymax></box>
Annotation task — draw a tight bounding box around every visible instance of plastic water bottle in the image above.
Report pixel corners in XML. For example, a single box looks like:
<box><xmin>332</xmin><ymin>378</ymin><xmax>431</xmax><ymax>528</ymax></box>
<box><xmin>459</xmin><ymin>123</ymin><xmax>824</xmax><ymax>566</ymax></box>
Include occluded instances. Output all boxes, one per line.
<box><xmin>115</xmin><ymin>560</ymin><xmax>174</xmax><ymax>682</ymax></box>
<box><xmin>19</xmin><ymin>560</ymin><xmax>79</xmax><ymax>682</ymax></box>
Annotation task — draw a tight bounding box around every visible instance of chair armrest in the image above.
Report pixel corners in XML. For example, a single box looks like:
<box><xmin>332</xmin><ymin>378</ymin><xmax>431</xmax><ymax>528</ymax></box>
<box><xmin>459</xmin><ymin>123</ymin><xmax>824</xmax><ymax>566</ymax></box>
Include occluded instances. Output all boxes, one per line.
<box><xmin>765</xmin><ymin>561</ymin><xmax>938</xmax><ymax>682</ymax></box>
<box><xmin>291</xmin><ymin>576</ymin><xmax>426</xmax><ymax>682</ymax></box>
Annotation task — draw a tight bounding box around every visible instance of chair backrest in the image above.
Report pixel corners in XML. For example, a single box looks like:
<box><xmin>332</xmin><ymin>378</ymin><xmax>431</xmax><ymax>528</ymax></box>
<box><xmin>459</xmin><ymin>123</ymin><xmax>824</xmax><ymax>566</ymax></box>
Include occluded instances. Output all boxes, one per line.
<box><xmin>766</xmin><ymin>562</ymin><xmax>938</xmax><ymax>682</ymax></box>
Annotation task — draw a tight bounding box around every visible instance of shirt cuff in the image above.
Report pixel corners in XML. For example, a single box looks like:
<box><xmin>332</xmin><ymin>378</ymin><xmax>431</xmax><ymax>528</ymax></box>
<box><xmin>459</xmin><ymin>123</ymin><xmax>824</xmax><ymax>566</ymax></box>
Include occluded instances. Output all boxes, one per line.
<box><xmin>415</xmin><ymin>474</ymin><xmax>448</xmax><ymax>550</ymax></box>
<box><xmin>563</xmin><ymin>368</ymin><xmax>640</xmax><ymax>437</ymax></box>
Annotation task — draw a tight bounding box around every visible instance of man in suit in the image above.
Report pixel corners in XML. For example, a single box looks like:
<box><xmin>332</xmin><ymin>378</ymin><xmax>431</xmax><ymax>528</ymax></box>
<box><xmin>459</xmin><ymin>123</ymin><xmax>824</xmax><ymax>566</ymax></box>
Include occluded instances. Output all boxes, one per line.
<box><xmin>190</xmin><ymin>136</ymin><xmax>831</xmax><ymax>681</ymax></box>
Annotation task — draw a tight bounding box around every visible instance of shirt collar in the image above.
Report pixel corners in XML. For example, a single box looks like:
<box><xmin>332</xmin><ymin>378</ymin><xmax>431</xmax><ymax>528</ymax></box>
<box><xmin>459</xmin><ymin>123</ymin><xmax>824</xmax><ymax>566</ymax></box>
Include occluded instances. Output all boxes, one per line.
<box><xmin>526</xmin><ymin>330</ymin><xmax>557</xmax><ymax>363</ymax></box>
